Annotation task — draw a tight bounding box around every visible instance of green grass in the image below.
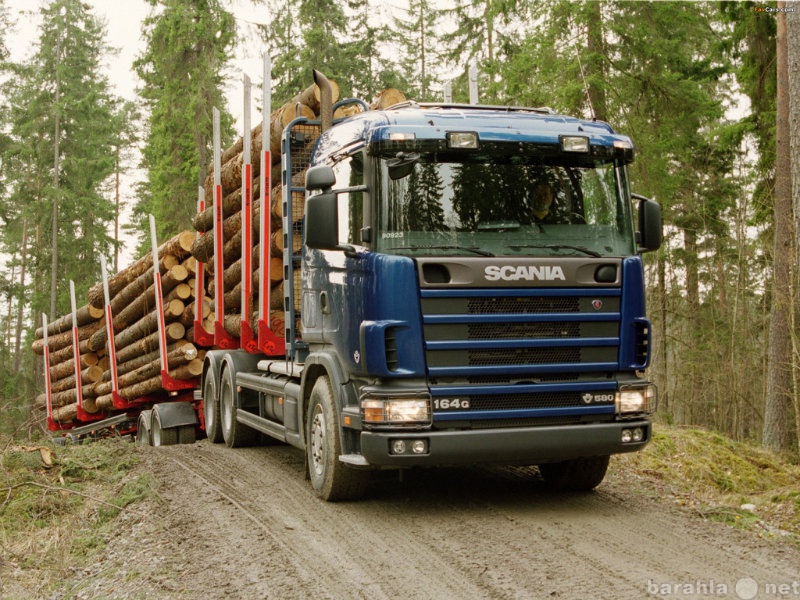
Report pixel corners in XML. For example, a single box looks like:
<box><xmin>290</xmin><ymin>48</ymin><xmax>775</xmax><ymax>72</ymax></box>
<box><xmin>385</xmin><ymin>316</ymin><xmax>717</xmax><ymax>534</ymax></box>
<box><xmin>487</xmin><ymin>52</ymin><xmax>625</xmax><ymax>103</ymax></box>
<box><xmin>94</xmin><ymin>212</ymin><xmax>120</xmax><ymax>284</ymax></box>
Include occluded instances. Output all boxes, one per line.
<box><xmin>0</xmin><ymin>435</ymin><xmax>153</xmax><ymax>595</ymax></box>
<box><xmin>616</xmin><ymin>425</ymin><xmax>800</xmax><ymax>540</ymax></box>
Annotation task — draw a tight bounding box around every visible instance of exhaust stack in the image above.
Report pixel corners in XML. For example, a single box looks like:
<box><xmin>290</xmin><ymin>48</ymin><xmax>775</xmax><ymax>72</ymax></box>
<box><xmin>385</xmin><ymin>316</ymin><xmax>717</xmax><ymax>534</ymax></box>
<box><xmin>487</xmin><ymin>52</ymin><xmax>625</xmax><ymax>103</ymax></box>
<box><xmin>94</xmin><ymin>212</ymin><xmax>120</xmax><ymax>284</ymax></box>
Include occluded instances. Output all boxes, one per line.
<box><xmin>313</xmin><ymin>69</ymin><xmax>333</xmax><ymax>133</ymax></box>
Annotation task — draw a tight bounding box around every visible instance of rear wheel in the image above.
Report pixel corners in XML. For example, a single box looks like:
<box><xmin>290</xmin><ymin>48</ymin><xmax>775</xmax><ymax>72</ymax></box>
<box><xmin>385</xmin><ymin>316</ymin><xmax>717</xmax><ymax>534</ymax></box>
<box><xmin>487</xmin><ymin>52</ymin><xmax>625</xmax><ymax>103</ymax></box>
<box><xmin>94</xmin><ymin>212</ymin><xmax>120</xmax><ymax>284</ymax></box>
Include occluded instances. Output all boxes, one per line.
<box><xmin>203</xmin><ymin>363</ymin><xmax>223</xmax><ymax>443</ymax></box>
<box><xmin>539</xmin><ymin>455</ymin><xmax>610</xmax><ymax>491</ymax></box>
<box><xmin>177</xmin><ymin>424</ymin><xmax>197</xmax><ymax>444</ymax></box>
<box><xmin>151</xmin><ymin>410</ymin><xmax>177</xmax><ymax>447</ymax></box>
<box><xmin>306</xmin><ymin>377</ymin><xmax>369</xmax><ymax>501</ymax></box>
<box><xmin>135</xmin><ymin>411</ymin><xmax>152</xmax><ymax>446</ymax></box>
<box><xmin>220</xmin><ymin>365</ymin><xmax>259</xmax><ymax>448</ymax></box>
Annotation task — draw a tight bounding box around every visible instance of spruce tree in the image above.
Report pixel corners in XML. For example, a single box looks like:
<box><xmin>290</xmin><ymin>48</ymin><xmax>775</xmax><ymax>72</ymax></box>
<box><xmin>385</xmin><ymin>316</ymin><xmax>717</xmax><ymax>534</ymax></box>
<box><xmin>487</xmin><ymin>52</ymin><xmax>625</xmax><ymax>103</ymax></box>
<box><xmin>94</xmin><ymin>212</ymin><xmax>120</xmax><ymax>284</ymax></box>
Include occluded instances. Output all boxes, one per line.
<box><xmin>392</xmin><ymin>0</ymin><xmax>439</xmax><ymax>100</ymax></box>
<box><xmin>133</xmin><ymin>0</ymin><xmax>236</xmax><ymax>247</ymax></box>
<box><xmin>3</xmin><ymin>0</ymin><xmax>120</xmax><ymax>319</ymax></box>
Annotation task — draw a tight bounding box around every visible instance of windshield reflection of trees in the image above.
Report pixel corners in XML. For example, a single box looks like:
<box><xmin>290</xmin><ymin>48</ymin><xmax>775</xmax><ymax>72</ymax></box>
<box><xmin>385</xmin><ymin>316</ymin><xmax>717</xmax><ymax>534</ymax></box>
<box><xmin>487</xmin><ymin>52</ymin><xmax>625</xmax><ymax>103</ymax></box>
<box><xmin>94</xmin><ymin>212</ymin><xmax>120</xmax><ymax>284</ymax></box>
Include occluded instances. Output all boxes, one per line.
<box><xmin>398</xmin><ymin>162</ymin><xmax>587</xmax><ymax>233</ymax></box>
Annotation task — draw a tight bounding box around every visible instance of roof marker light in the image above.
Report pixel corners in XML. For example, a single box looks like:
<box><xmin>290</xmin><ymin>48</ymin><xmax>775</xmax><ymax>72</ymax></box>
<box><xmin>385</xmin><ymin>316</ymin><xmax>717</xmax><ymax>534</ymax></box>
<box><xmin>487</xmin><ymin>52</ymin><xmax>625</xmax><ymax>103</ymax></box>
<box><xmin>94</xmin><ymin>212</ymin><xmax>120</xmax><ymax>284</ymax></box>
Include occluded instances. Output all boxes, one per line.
<box><xmin>389</xmin><ymin>132</ymin><xmax>416</xmax><ymax>141</ymax></box>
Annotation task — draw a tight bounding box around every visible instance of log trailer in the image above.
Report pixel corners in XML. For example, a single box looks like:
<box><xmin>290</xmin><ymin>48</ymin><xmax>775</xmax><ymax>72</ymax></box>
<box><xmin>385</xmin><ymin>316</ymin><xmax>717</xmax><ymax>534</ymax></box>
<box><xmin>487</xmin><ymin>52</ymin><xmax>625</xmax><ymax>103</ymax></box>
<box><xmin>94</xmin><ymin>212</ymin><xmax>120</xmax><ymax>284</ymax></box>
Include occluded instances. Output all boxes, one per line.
<box><xmin>37</xmin><ymin>62</ymin><xmax>662</xmax><ymax>501</ymax></box>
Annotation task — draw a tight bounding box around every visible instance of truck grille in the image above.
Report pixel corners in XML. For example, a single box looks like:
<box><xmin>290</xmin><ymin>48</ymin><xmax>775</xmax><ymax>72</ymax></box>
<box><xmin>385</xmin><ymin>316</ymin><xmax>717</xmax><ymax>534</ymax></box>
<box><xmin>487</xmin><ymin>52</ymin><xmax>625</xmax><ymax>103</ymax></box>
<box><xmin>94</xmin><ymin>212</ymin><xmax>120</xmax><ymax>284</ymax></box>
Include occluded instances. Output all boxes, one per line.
<box><xmin>421</xmin><ymin>288</ymin><xmax>621</xmax><ymax>426</ymax></box>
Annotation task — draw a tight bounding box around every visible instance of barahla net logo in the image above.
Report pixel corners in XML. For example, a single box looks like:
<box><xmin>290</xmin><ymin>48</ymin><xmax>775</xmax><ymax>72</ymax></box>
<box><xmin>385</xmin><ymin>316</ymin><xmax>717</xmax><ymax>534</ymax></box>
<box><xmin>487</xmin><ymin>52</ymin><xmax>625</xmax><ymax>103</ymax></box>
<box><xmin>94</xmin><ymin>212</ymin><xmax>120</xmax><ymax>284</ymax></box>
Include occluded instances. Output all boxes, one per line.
<box><xmin>647</xmin><ymin>577</ymin><xmax>800</xmax><ymax>598</ymax></box>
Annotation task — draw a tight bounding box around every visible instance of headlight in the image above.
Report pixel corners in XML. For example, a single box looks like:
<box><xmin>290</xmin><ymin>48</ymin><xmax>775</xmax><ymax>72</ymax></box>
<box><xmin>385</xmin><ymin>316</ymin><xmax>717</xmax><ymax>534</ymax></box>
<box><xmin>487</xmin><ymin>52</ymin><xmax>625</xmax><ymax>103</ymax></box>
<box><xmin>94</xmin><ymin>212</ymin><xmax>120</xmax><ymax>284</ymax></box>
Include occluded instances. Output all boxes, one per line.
<box><xmin>362</xmin><ymin>397</ymin><xmax>431</xmax><ymax>427</ymax></box>
<box><xmin>615</xmin><ymin>385</ymin><xmax>657</xmax><ymax>415</ymax></box>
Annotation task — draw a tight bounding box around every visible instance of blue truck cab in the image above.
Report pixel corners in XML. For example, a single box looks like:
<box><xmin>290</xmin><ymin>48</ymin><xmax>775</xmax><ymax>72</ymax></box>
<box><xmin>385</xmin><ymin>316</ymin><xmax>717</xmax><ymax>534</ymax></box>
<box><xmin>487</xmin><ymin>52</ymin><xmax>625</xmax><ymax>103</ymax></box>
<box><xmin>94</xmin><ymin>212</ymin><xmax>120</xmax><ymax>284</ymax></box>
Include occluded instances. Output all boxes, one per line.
<box><xmin>293</xmin><ymin>97</ymin><xmax>662</xmax><ymax>498</ymax></box>
<box><xmin>206</xmin><ymin>89</ymin><xmax>662</xmax><ymax>501</ymax></box>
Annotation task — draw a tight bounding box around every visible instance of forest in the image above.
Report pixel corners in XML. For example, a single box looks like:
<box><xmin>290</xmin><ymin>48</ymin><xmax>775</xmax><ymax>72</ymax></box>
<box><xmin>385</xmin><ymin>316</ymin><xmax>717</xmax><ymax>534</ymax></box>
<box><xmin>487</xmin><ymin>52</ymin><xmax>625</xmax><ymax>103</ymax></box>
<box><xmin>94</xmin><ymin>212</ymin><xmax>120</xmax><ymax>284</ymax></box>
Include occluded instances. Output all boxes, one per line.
<box><xmin>0</xmin><ymin>0</ymin><xmax>798</xmax><ymax>454</ymax></box>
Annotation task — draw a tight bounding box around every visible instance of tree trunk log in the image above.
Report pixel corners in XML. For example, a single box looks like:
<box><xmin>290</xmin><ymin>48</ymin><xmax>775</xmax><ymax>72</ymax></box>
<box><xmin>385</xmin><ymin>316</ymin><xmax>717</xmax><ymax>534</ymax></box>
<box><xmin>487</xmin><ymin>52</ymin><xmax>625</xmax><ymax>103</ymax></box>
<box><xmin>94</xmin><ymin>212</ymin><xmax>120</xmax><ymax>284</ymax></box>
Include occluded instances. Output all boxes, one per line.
<box><xmin>34</xmin><ymin>304</ymin><xmax>104</xmax><ymax>339</ymax></box>
<box><xmin>87</xmin><ymin>264</ymin><xmax>189</xmax><ymax>352</ymax></box>
<box><xmin>370</xmin><ymin>88</ymin><xmax>406</xmax><ymax>110</ymax></box>
<box><xmin>94</xmin><ymin>345</ymin><xmax>199</xmax><ymax>396</ymax></box>
<box><xmin>86</xmin><ymin>231</ymin><xmax>194</xmax><ymax>308</ymax></box>
<box><xmin>114</xmin><ymin>322</ymin><xmax>185</xmax><ymax>364</ymax></box>
<box><xmin>31</xmin><ymin>320</ymin><xmax>103</xmax><ymax>355</ymax></box>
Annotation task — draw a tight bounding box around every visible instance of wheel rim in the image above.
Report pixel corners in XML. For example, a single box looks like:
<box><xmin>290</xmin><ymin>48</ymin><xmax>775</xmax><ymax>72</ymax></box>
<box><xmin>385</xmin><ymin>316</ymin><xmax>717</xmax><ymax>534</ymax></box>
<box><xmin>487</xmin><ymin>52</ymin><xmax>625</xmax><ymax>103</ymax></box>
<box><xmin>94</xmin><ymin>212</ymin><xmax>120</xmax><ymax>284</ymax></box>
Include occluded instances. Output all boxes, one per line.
<box><xmin>309</xmin><ymin>405</ymin><xmax>326</xmax><ymax>479</ymax></box>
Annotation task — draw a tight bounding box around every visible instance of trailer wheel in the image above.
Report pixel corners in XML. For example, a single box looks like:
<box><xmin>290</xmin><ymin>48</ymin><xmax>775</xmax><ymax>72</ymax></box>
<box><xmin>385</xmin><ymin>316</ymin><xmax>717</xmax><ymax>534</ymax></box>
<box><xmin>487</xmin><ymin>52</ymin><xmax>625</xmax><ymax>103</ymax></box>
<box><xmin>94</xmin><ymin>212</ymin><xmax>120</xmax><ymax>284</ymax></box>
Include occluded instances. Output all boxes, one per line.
<box><xmin>136</xmin><ymin>411</ymin><xmax>152</xmax><ymax>446</ymax></box>
<box><xmin>177</xmin><ymin>425</ymin><xmax>197</xmax><ymax>445</ymax></box>
<box><xmin>151</xmin><ymin>410</ymin><xmax>178</xmax><ymax>447</ymax></box>
<box><xmin>203</xmin><ymin>362</ymin><xmax>223</xmax><ymax>443</ymax></box>
<box><xmin>219</xmin><ymin>364</ymin><xmax>258</xmax><ymax>448</ymax></box>
<box><xmin>538</xmin><ymin>455</ymin><xmax>610</xmax><ymax>492</ymax></box>
<box><xmin>306</xmin><ymin>377</ymin><xmax>369</xmax><ymax>501</ymax></box>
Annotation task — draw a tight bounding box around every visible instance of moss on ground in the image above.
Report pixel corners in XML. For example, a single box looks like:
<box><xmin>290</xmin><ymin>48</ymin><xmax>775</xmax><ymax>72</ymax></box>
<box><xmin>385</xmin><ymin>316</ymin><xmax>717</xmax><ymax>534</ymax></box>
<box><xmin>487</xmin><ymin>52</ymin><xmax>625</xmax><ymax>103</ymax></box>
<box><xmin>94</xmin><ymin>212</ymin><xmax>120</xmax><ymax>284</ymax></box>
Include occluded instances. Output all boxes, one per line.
<box><xmin>615</xmin><ymin>425</ymin><xmax>800</xmax><ymax>542</ymax></box>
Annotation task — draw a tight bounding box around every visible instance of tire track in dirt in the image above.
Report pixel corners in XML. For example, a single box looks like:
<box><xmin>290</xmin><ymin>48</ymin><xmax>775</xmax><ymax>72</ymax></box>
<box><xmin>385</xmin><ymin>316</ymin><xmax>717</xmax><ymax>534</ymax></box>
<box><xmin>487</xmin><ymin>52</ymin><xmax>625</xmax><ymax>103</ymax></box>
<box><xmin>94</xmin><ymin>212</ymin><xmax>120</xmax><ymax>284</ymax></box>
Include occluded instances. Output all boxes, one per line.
<box><xmin>142</xmin><ymin>441</ymin><xmax>800</xmax><ymax>600</ymax></box>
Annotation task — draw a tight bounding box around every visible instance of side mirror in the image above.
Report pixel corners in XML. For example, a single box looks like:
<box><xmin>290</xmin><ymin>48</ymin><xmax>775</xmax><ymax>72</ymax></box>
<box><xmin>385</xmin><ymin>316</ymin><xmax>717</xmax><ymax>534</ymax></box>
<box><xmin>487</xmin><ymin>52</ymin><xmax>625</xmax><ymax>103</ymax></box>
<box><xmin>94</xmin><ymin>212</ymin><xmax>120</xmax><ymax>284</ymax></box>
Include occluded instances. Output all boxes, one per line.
<box><xmin>306</xmin><ymin>165</ymin><xmax>336</xmax><ymax>191</ymax></box>
<box><xmin>632</xmin><ymin>193</ymin><xmax>662</xmax><ymax>253</ymax></box>
<box><xmin>305</xmin><ymin>192</ymin><xmax>339</xmax><ymax>250</ymax></box>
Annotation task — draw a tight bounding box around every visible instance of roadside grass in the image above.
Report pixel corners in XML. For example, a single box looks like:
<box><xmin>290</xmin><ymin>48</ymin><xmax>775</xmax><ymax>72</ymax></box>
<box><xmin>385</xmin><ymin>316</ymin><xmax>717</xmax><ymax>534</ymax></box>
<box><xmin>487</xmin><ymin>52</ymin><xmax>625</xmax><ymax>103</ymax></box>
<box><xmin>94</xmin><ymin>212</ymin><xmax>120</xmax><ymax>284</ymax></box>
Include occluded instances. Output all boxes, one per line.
<box><xmin>614</xmin><ymin>425</ymin><xmax>800</xmax><ymax>542</ymax></box>
<box><xmin>0</xmin><ymin>434</ymin><xmax>154</xmax><ymax>597</ymax></box>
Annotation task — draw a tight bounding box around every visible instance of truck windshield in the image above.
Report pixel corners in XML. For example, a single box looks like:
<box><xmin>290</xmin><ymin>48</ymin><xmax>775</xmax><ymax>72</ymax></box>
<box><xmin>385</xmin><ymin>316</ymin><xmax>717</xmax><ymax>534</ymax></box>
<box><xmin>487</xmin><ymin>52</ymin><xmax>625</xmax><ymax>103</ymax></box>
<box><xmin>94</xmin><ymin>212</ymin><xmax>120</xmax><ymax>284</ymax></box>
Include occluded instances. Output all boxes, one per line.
<box><xmin>375</xmin><ymin>151</ymin><xmax>637</xmax><ymax>258</ymax></box>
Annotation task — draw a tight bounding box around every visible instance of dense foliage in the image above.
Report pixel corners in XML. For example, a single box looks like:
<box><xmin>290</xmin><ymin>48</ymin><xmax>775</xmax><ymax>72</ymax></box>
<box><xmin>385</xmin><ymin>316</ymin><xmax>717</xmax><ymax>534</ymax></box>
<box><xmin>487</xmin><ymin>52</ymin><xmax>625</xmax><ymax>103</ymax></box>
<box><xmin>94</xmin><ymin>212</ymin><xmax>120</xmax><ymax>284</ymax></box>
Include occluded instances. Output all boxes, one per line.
<box><xmin>0</xmin><ymin>0</ymin><xmax>797</xmax><ymax>451</ymax></box>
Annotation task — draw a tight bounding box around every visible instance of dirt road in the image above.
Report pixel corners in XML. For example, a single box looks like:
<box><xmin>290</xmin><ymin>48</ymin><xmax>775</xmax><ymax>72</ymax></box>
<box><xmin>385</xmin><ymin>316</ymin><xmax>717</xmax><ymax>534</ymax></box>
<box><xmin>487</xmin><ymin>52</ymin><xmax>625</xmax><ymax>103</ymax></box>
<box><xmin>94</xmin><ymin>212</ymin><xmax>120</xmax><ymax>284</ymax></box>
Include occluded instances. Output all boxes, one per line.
<box><xmin>57</xmin><ymin>440</ymin><xmax>799</xmax><ymax>600</ymax></box>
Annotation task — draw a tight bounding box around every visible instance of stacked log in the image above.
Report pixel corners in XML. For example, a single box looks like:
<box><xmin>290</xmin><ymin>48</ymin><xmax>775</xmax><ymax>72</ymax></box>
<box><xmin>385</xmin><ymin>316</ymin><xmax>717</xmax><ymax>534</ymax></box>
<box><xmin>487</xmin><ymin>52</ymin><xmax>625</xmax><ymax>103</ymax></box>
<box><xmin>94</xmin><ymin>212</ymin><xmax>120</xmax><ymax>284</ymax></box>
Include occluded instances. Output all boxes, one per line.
<box><xmin>32</xmin><ymin>76</ymin><xmax>408</xmax><ymax>428</ymax></box>
<box><xmin>32</xmin><ymin>231</ymin><xmax>203</xmax><ymax>425</ymax></box>
<box><xmin>189</xmin><ymin>79</ymin><xmax>349</xmax><ymax>346</ymax></box>
<box><xmin>188</xmin><ymin>79</ymin><xmax>407</xmax><ymax>350</ymax></box>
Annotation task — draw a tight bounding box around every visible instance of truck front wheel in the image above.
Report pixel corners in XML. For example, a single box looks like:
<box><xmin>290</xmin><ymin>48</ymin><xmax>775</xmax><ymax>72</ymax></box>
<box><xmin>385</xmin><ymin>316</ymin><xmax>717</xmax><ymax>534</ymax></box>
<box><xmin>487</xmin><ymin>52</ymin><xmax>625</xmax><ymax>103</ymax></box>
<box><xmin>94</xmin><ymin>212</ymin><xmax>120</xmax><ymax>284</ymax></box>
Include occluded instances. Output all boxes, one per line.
<box><xmin>306</xmin><ymin>377</ymin><xmax>369</xmax><ymax>501</ymax></box>
<box><xmin>539</xmin><ymin>455</ymin><xmax>610</xmax><ymax>492</ymax></box>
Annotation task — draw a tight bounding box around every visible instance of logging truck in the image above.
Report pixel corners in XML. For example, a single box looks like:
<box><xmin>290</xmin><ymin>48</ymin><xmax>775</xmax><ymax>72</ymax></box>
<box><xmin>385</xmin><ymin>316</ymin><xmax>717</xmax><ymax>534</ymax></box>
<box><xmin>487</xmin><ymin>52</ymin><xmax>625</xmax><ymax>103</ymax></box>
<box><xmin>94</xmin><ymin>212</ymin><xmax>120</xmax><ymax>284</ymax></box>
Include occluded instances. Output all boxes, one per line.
<box><xmin>36</xmin><ymin>64</ymin><xmax>662</xmax><ymax>500</ymax></box>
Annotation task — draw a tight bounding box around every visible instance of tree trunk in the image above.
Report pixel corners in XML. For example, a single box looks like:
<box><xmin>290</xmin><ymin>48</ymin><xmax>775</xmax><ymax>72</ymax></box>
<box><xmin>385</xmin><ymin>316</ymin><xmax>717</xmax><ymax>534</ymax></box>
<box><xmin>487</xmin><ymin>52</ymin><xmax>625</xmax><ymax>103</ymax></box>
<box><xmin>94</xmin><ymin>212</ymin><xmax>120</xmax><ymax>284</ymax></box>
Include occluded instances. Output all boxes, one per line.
<box><xmin>114</xmin><ymin>322</ymin><xmax>185</xmax><ymax>364</ymax></box>
<box><xmin>94</xmin><ymin>344</ymin><xmax>198</xmax><ymax>396</ymax></box>
<box><xmin>86</xmin><ymin>231</ymin><xmax>194</xmax><ymax>308</ymax></box>
<box><xmin>585</xmin><ymin>2</ymin><xmax>607</xmax><ymax>122</ymax></box>
<box><xmin>763</xmin><ymin>4</ymin><xmax>794</xmax><ymax>451</ymax></box>
<box><xmin>34</xmin><ymin>303</ymin><xmax>104</xmax><ymax>339</ymax></box>
<box><xmin>31</xmin><ymin>320</ymin><xmax>103</xmax><ymax>355</ymax></box>
<box><xmin>13</xmin><ymin>218</ymin><xmax>29</xmax><ymax>372</ymax></box>
<box><xmin>87</xmin><ymin>263</ymin><xmax>189</xmax><ymax>351</ymax></box>
<box><xmin>787</xmin><ymin>1</ymin><xmax>800</xmax><ymax>452</ymax></box>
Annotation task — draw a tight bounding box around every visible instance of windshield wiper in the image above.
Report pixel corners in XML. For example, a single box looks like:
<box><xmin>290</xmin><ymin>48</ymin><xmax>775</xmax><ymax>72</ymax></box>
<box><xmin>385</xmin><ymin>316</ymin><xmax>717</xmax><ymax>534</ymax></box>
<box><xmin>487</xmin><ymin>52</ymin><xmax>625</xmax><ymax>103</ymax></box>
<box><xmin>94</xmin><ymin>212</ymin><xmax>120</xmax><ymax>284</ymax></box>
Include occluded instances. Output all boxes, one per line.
<box><xmin>507</xmin><ymin>244</ymin><xmax>602</xmax><ymax>257</ymax></box>
<box><xmin>391</xmin><ymin>245</ymin><xmax>495</xmax><ymax>257</ymax></box>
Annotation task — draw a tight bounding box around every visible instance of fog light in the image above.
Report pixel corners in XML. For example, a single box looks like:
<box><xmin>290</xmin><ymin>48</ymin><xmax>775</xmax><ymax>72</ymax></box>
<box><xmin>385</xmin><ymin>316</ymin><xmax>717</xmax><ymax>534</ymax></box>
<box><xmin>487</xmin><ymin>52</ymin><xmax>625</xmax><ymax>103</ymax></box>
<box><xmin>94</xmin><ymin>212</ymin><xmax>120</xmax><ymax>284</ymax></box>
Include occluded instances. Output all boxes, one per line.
<box><xmin>411</xmin><ymin>440</ymin><xmax>427</xmax><ymax>454</ymax></box>
<box><xmin>621</xmin><ymin>428</ymin><xmax>632</xmax><ymax>443</ymax></box>
<box><xmin>632</xmin><ymin>427</ymin><xmax>644</xmax><ymax>442</ymax></box>
<box><xmin>392</xmin><ymin>440</ymin><xmax>406</xmax><ymax>455</ymax></box>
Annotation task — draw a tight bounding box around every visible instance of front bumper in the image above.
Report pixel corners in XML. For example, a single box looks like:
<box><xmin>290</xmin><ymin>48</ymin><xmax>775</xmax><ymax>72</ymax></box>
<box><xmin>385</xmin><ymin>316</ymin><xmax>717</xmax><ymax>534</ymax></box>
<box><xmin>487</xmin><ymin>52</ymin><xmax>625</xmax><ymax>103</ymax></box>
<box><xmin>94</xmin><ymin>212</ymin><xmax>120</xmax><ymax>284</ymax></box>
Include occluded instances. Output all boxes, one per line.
<box><xmin>358</xmin><ymin>419</ymin><xmax>651</xmax><ymax>467</ymax></box>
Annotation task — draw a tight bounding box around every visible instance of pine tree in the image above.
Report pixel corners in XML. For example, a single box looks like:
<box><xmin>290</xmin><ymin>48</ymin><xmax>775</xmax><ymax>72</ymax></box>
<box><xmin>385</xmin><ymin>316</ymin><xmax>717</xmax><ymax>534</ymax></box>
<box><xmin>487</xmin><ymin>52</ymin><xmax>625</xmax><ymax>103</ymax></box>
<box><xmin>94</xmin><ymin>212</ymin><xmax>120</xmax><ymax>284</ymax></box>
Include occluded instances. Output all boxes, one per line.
<box><xmin>3</xmin><ymin>0</ymin><xmax>120</xmax><ymax>319</ymax></box>
<box><xmin>264</xmin><ymin>0</ymin><xmax>305</xmax><ymax>105</ymax></box>
<box><xmin>392</xmin><ymin>0</ymin><xmax>439</xmax><ymax>100</ymax></box>
<box><xmin>133</xmin><ymin>0</ymin><xmax>236</xmax><ymax>248</ymax></box>
<box><xmin>440</xmin><ymin>0</ymin><xmax>526</xmax><ymax>103</ymax></box>
<box><xmin>296</xmin><ymin>0</ymin><xmax>350</xmax><ymax>95</ymax></box>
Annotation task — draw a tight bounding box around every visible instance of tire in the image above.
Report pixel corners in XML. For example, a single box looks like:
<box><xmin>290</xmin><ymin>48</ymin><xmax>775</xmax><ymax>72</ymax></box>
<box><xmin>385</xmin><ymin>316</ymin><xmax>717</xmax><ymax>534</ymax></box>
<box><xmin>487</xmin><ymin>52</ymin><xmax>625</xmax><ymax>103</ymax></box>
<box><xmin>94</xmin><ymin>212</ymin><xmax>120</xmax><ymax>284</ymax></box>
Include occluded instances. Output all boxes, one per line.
<box><xmin>177</xmin><ymin>424</ymin><xmax>197</xmax><ymax>445</ymax></box>
<box><xmin>136</xmin><ymin>411</ymin><xmax>152</xmax><ymax>446</ymax></box>
<box><xmin>219</xmin><ymin>364</ymin><xmax>258</xmax><ymax>448</ymax></box>
<box><xmin>151</xmin><ymin>410</ymin><xmax>178</xmax><ymax>447</ymax></box>
<box><xmin>203</xmin><ymin>362</ymin><xmax>223</xmax><ymax>443</ymax></box>
<box><xmin>306</xmin><ymin>377</ymin><xmax>369</xmax><ymax>501</ymax></box>
<box><xmin>539</xmin><ymin>455</ymin><xmax>610</xmax><ymax>492</ymax></box>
